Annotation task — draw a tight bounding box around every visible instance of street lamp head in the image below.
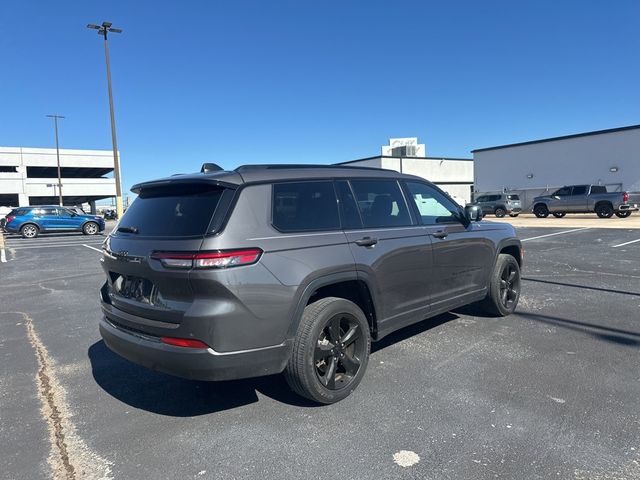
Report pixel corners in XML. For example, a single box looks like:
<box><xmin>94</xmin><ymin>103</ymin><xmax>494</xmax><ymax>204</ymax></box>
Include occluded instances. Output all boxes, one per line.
<box><xmin>102</xmin><ymin>21</ymin><xmax>112</xmax><ymax>28</ymax></box>
<box><xmin>109</xmin><ymin>28</ymin><xmax>123</xmax><ymax>33</ymax></box>
<box><xmin>87</xmin><ymin>24</ymin><xmax>101</xmax><ymax>30</ymax></box>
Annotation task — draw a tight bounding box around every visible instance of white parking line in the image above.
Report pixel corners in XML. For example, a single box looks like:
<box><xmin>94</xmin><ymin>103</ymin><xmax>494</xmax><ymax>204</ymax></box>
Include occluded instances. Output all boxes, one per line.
<box><xmin>612</xmin><ymin>238</ymin><xmax>640</xmax><ymax>248</ymax></box>
<box><xmin>83</xmin><ymin>244</ymin><xmax>102</xmax><ymax>253</ymax></box>
<box><xmin>521</xmin><ymin>227</ymin><xmax>591</xmax><ymax>242</ymax></box>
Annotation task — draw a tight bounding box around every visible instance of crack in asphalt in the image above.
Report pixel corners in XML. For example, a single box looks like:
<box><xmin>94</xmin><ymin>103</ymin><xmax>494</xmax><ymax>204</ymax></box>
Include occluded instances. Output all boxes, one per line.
<box><xmin>10</xmin><ymin>311</ymin><xmax>113</xmax><ymax>480</ymax></box>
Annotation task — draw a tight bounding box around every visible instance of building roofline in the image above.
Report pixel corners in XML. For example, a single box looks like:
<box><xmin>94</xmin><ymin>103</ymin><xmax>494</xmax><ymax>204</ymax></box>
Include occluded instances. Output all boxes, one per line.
<box><xmin>472</xmin><ymin>124</ymin><xmax>640</xmax><ymax>153</ymax></box>
<box><xmin>336</xmin><ymin>155</ymin><xmax>473</xmax><ymax>165</ymax></box>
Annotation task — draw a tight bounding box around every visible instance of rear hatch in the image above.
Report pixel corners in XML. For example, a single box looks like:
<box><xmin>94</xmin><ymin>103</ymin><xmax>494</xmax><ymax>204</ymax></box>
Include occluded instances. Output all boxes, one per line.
<box><xmin>507</xmin><ymin>194</ymin><xmax>522</xmax><ymax>209</ymax></box>
<box><xmin>101</xmin><ymin>182</ymin><xmax>233</xmax><ymax>326</ymax></box>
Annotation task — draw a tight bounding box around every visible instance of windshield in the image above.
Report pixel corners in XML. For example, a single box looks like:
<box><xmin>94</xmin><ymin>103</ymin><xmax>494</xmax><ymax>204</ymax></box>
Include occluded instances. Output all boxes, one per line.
<box><xmin>117</xmin><ymin>184</ymin><xmax>225</xmax><ymax>237</ymax></box>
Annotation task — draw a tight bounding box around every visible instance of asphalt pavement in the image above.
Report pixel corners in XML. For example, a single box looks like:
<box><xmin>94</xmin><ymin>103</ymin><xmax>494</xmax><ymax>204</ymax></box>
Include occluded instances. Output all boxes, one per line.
<box><xmin>1</xmin><ymin>225</ymin><xmax>638</xmax><ymax>479</ymax></box>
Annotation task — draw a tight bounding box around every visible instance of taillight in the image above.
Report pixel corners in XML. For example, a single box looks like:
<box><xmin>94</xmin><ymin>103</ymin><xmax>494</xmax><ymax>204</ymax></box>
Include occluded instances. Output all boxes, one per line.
<box><xmin>160</xmin><ymin>337</ymin><xmax>209</xmax><ymax>349</ymax></box>
<box><xmin>6</xmin><ymin>215</ymin><xmax>15</xmax><ymax>224</ymax></box>
<box><xmin>150</xmin><ymin>248</ymin><xmax>262</xmax><ymax>269</ymax></box>
<box><xmin>623</xmin><ymin>192</ymin><xmax>629</xmax><ymax>203</ymax></box>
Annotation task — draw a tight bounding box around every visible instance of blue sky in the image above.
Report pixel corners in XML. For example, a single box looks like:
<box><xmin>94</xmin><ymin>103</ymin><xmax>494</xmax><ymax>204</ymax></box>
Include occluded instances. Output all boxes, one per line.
<box><xmin>1</xmin><ymin>0</ymin><xmax>639</xmax><ymax>194</ymax></box>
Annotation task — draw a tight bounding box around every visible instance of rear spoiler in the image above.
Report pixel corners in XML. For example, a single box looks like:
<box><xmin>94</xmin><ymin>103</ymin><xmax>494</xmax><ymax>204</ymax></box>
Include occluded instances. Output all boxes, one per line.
<box><xmin>131</xmin><ymin>175</ymin><xmax>241</xmax><ymax>194</ymax></box>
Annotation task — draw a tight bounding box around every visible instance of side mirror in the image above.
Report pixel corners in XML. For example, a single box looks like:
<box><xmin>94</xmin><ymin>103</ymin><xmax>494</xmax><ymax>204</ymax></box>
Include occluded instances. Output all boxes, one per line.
<box><xmin>465</xmin><ymin>205</ymin><xmax>483</xmax><ymax>222</ymax></box>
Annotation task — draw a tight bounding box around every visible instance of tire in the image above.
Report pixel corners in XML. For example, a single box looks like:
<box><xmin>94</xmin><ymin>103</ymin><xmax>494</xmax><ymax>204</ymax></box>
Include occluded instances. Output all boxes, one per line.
<box><xmin>595</xmin><ymin>203</ymin><xmax>614</xmax><ymax>218</ymax></box>
<box><xmin>615</xmin><ymin>211</ymin><xmax>631</xmax><ymax>218</ymax></box>
<box><xmin>552</xmin><ymin>212</ymin><xmax>566</xmax><ymax>218</ymax></box>
<box><xmin>509</xmin><ymin>213</ymin><xmax>519</xmax><ymax>217</ymax></box>
<box><xmin>533</xmin><ymin>204</ymin><xmax>549</xmax><ymax>218</ymax></box>
<box><xmin>83</xmin><ymin>221</ymin><xmax>99</xmax><ymax>235</ymax></box>
<box><xmin>494</xmin><ymin>207</ymin><xmax>506</xmax><ymax>218</ymax></box>
<box><xmin>20</xmin><ymin>223</ymin><xmax>39</xmax><ymax>239</ymax></box>
<box><xmin>284</xmin><ymin>297</ymin><xmax>371</xmax><ymax>404</ymax></box>
<box><xmin>480</xmin><ymin>254</ymin><xmax>521</xmax><ymax>316</ymax></box>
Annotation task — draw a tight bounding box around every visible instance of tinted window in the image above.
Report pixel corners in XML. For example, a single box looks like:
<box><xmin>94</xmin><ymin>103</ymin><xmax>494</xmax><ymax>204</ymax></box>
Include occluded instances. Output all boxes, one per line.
<box><xmin>118</xmin><ymin>184</ymin><xmax>224</xmax><ymax>237</ymax></box>
<box><xmin>476</xmin><ymin>196</ymin><xmax>487</xmax><ymax>202</ymax></box>
<box><xmin>349</xmin><ymin>180</ymin><xmax>412</xmax><ymax>228</ymax></box>
<box><xmin>406</xmin><ymin>181</ymin><xmax>462</xmax><ymax>225</ymax></box>
<box><xmin>571</xmin><ymin>186</ymin><xmax>587</xmax><ymax>195</ymax></box>
<box><xmin>34</xmin><ymin>208</ymin><xmax>58</xmax><ymax>216</ymax></box>
<box><xmin>335</xmin><ymin>180</ymin><xmax>362</xmax><ymax>229</ymax></box>
<box><xmin>272</xmin><ymin>181</ymin><xmax>340</xmax><ymax>232</ymax></box>
<box><xmin>590</xmin><ymin>185</ymin><xmax>607</xmax><ymax>194</ymax></box>
<box><xmin>507</xmin><ymin>194</ymin><xmax>520</xmax><ymax>200</ymax></box>
<box><xmin>554</xmin><ymin>187</ymin><xmax>572</xmax><ymax>196</ymax></box>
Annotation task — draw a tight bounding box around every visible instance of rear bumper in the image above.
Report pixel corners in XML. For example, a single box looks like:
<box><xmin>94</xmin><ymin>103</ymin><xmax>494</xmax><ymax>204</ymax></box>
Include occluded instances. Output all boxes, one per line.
<box><xmin>99</xmin><ymin>314</ymin><xmax>291</xmax><ymax>382</ymax></box>
<box><xmin>617</xmin><ymin>204</ymin><xmax>639</xmax><ymax>212</ymax></box>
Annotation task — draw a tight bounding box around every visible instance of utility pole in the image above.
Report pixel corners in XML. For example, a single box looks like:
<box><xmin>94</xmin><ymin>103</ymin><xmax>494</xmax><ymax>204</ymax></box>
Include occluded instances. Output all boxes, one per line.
<box><xmin>87</xmin><ymin>21</ymin><xmax>124</xmax><ymax>218</ymax></box>
<box><xmin>46</xmin><ymin>114</ymin><xmax>65</xmax><ymax>206</ymax></box>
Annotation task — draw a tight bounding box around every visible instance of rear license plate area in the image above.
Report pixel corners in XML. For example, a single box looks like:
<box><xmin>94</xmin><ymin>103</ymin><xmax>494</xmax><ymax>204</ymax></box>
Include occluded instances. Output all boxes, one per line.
<box><xmin>111</xmin><ymin>273</ymin><xmax>156</xmax><ymax>304</ymax></box>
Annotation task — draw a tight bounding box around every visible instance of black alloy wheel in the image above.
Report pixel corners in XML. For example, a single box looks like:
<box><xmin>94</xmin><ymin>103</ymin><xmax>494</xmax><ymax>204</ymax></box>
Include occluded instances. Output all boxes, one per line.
<box><xmin>314</xmin><ymin>313</ymin><xmax>366</xmax><ymax>390</ymax></box>
<box><xmin>285</xmin><ymin>297</ymin><xmax>371</xmax><ymax>404</ymax></box>
<box><xmin>480</xmin><ymin>253</ymin><xmax>521</xmax><ymax>316</ymax></box>
<box><xmin>595</xmin><ymin>203</ymin><xmax>614</xmax><ymax>218</ymax></box>
<box><xmin>533</xmin><ymin>204</ymin><xmax>549</xmax><ymax>218</ymax></box>
<box><xmin>615</xmin><ymin>211</ymin><xmax>631</xmax><ymax>218</ymax></box>
<box><xmin>494</xmin><ymin>207</ymin><xmax>506</xmax><ymax>218</ymax></box>
<box><xmin>499</xmin><ymin>262</ymin><xmax>520</xmax><ymax>311</ymax></box>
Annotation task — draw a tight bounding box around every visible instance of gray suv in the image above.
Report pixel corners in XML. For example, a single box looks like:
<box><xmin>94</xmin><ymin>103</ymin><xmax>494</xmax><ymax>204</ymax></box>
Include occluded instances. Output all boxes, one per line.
<box><xmin>99</xmin><ymin>164</ymin><xmax>522</xmax><ymax>404</ymax></box>
<box><xmin>472</xmin><ymin>193</ymin><xmax>522</xmax><ymax>218</ymax></box>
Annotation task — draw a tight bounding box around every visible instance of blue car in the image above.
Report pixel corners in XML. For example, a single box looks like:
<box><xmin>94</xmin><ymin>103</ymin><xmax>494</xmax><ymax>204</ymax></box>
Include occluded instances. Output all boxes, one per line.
<box><xmin>3</xmin><ymin>205</ymin><xmax>105</xmax><ymax>238</ymax></box>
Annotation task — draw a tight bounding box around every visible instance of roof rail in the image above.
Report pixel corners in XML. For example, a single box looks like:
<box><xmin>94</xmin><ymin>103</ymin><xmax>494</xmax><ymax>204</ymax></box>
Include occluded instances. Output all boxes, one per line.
<box><xmin>234</xmin><ymin>164</ymin><xmax>389</xmax><ymax>172</ymax></box>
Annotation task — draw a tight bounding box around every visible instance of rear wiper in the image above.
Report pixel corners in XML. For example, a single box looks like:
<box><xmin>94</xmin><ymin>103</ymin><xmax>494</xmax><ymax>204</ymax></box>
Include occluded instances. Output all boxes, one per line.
<box><xmin>117</xmin><ymin>226</ymin><xmax>139</xmax><ymax>234</ymax></box>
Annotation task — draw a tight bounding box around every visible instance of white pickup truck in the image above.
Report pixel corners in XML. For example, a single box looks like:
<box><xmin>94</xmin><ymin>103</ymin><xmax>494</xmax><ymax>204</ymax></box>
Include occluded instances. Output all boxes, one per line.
<box><xmin>532</xmin><ymin>185</ymin><xmax>638</xmax><ymax>218</ymax></box>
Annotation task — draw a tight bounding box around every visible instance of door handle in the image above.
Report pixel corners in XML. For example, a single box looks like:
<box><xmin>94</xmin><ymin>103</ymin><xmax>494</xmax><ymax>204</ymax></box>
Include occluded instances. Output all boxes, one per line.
<box><xmin>355</xmin><ymin>236</ymin><xmax>378</xmax><ymax>247</ymax></box>
<box><xmin>432</xmin><ymin>230</ymin><xmax>448</xmax><ymax>239</ymax></box>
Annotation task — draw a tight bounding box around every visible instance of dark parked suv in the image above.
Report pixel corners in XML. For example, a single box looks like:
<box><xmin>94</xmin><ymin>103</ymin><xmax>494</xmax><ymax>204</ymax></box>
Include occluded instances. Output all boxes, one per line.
<box><xmin>99</xmin><ymin>164</ymin><xmax>522</xmax><ymax>404</ymax></box>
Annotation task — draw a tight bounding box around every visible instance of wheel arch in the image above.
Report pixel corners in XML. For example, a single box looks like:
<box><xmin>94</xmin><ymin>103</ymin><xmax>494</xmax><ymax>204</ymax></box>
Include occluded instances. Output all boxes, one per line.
<box><xmin>20</xmin><ymin>221</ymin><xmax>40</xmax><ymax>232</ymax></box>
<box><xmin>594</xmin><ymin>200</ymin><xmax>613</xmax><ymax>209</ymax></box>
<box><xmin>495</xmin><ymin>238</ymin><xmax>522</xmax><ymax>267</ymax></box>
<box><xmin>287</xmin><ymin>272</ymin><xmax>380</xmax><ymax>341</ymax></box>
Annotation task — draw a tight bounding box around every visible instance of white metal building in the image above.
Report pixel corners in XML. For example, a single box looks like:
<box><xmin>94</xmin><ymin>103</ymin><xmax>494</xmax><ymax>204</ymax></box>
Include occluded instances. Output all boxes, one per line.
<box><xmin>336</xmin><ymin>138</ymin><xmax>474</xmax><ymax>204</ymax></box>
<box><xmin>472</xmin><ymin>125</ymin><xmax>640</xmax><ymax>209</ymax></box>
<box><xmin>0</xmin><ymin>146</ymin><xmax>117</xmax><ymax>211</ymax></box>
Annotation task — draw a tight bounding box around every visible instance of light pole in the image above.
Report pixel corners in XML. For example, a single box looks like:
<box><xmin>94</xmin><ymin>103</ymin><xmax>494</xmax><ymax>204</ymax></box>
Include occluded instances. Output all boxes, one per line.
<box><xmin>87</xmin><ymin>21</ymin><xmax>124</xmax><ymax>218</ymax></box>
<box><xmin>46</xmin><ymin>114</ymin><xmax>65</xmax><ymax>206</ymax></box>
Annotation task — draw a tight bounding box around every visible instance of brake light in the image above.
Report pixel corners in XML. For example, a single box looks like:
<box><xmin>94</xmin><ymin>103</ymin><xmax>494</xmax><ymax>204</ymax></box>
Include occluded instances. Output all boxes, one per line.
<box><xmin>160</xmin><ymin>337</ymin><xmax>209</xmax><ymax>349</ymax></box>
<box><xmin>623</xmin><ymin>192</ymin><xmax>629</xmax><ymax>203</ymax></box>
<box><xmin>6</xmin><ymin>215</ymin><xmax>14</xmax><ymax>224</ymax></box>
<box><xmin>151</xmin><ymin>248</ymin><xmax>262</xmax><ymax>269</ymax></box>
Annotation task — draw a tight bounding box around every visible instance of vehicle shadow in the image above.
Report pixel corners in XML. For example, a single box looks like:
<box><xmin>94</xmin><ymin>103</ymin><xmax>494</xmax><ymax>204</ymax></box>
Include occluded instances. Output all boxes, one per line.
<box><xmin>517</xmin><ymin>311</ymin><xmax>640</xmax><ymax>348</ymax></box>
<box><xmin>372</xmin><ymin>312</ymin><xmax>459</xmax><ymax>353</ymax></box>
<box><xmin>88</xmin><ymin>340</ymin><xmax>316</xmax><ymax>416</ymax></box>
<box><xmin>89</xmin><ymin>312</ymin><xmax>461</xmax><ymax>416</ymax></box>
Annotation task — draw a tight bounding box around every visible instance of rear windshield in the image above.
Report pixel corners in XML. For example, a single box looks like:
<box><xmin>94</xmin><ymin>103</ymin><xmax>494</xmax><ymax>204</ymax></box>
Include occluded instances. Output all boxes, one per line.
<box><xmin>507</xmin><ymin>195</ymin><xmax>520</xmax><ymax>200</ymax></box>
<box><xmin>117</xmin><ymin>184</ymin><xmax>224</xmax><ymax>237</ymax></box>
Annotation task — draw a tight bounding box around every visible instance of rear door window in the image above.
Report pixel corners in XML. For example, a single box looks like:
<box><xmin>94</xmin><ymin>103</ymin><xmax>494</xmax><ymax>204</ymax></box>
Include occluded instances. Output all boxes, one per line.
<box><xmin>118</xmin><ymin>184</ymin><xmax>225</xmax><ymax>237</ymax></box>
<box><xmin>350</xmin><ymin>179</ymin><xmax>412</xmax><ymax>228</ymax></box>
<box><xmin>272</xmin><ymin>181</ymin><xmax>340</xmax><ymax>232</ymax></box>
<box><xmin>571</xmin><ymin>186</ymin><xmax>587</xmax><ymax>195</ymax></box>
